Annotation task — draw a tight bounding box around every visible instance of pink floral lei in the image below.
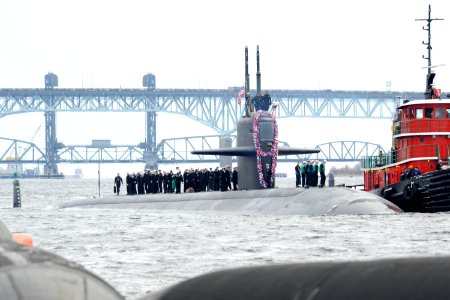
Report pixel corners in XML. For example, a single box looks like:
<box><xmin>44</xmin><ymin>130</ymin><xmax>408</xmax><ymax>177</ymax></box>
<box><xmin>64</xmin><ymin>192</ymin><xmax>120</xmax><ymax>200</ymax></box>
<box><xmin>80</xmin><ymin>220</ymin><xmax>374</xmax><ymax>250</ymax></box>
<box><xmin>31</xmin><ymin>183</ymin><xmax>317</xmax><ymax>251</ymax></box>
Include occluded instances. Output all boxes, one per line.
<box><xmin>252</xmin><ymin>111</ymin><xmax>279</xmax><ymax>188</ymax></box>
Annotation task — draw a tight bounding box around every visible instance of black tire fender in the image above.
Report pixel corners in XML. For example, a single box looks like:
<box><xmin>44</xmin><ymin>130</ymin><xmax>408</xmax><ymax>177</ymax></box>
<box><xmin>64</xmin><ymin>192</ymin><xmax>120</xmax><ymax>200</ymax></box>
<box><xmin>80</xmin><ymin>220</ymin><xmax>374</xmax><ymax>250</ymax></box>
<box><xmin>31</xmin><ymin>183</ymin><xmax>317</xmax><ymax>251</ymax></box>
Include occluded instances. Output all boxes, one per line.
<box><xmin>403</xmin><ymin>183</ymin><xmax>416</xmax><ymax>201</ymax></box>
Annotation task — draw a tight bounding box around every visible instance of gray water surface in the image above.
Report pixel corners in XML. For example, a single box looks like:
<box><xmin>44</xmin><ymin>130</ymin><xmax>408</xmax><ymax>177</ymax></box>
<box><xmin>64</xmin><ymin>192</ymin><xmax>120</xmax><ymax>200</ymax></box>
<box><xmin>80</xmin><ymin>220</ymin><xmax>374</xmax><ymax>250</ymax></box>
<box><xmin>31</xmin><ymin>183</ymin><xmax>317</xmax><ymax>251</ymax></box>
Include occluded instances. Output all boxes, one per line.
<box><xmin>1</xmin><ymin>178</ymin><xmax>449</xmax><ymax>299</ymax></box>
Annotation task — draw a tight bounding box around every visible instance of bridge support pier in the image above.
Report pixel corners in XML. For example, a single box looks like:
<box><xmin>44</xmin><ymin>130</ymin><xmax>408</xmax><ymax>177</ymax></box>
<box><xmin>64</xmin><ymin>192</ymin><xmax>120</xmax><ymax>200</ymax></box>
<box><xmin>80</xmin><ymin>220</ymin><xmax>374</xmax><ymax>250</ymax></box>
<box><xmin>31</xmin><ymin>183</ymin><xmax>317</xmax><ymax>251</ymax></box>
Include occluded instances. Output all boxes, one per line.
<box><xmin>219</xmin><ymin>136</ymin><xmax>233</xmax><ymax>168</ymax></box>
<box><xmin>143</xmin><ymin>111</ymin><xmax>158</xmax><ymax>170</ymax></box>
<box><xmin>44</xmin><ymin>111</ymin><xmax>59</xmax><ymax>176</ymax></box>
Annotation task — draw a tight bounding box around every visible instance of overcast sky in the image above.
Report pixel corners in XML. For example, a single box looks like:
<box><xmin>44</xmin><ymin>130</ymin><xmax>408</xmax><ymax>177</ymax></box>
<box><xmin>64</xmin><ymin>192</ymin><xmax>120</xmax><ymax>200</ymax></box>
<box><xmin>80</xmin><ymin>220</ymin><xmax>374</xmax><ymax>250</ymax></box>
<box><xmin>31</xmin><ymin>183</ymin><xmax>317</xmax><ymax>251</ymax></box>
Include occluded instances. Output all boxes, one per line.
<box><xmin>0</xmin><ymin>0</ymin><xmax>448</xmax><ymax>176</ymax></box>
<box><xmin>1</xmin><ymin>0</ymin><xmax>448</xmax><ymax>91</ymax></box>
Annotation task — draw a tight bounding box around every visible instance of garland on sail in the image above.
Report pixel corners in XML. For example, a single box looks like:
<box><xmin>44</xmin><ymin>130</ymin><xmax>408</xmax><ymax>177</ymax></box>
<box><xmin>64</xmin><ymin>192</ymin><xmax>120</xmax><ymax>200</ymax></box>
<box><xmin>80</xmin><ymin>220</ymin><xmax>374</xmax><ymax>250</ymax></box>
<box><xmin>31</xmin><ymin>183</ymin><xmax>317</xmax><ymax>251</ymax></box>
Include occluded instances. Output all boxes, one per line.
<box><xmin>252</xmin><ymin>111</ymin><xmax>279</xmax><ymax>188</ymax></box>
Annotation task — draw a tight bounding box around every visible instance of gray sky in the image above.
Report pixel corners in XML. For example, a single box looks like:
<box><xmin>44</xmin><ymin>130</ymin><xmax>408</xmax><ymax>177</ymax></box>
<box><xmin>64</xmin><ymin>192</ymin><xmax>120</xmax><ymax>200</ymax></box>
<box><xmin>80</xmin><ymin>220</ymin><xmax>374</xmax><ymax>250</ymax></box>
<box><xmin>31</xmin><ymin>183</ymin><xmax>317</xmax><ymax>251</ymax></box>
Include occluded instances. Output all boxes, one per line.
<box><xmin>1</xmin><ymin>0</ymin><xmax>448</xmax><ymax>90</ymax></box>
<box><xmin>0</xmin><ymin>0</ymin><xmax>448</xmax><ymax>176</ymax></box>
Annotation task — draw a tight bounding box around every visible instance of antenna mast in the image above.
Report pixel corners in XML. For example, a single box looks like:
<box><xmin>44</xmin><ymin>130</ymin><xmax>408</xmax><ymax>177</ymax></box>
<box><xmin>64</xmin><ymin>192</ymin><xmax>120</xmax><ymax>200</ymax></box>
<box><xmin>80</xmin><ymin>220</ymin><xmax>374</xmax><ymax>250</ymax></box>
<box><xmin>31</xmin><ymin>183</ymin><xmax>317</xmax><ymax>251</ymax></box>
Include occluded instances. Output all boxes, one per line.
<box><xmin>245</xmin><ymin>46</ymin><xmax>250</xmax><ymax>95</ymax></box>
<box><xmin>256</xmin><ymin>45</ymin><xmax>261</xmax><ymax>94</ymax></box>
<box><xmin>415</xmin><ymin>4</ymin><xmax>444</xmax><ymax>76</ymax></box>
<box><xmin>244</xmin><ymin>46</ymin><xmax>251</xmax><ymax>117</ymax></box>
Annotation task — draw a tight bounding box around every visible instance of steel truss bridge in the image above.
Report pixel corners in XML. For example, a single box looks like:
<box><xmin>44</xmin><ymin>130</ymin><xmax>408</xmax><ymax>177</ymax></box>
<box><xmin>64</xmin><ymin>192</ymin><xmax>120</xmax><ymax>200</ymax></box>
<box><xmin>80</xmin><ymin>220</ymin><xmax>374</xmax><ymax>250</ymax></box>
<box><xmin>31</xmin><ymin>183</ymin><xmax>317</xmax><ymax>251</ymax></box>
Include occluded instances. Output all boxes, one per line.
<box><xmin>0</xmin><ymin>135</ymin><xmax>386</xmax><ymax>164</ymax></box>
<box><xmin>0</xmin><ymin>88</ymin><xmax>423</xmax><ymax>172</ymax></box>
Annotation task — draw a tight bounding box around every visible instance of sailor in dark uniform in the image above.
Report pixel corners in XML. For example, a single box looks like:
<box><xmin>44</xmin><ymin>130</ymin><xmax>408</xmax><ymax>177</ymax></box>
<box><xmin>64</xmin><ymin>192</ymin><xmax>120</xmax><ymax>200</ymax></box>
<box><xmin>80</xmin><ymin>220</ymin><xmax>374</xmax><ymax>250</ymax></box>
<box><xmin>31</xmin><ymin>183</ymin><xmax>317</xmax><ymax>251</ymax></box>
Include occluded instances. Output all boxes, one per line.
<box><xmin>313</xmin><ymin>161</ymin><xmax>319</xmax><ymax>187</ymax></box>
<box><xmin>143</xmin><ymin>170</ymin><xmax>150</xmax><ymax>194</ymax></box>
<box><xmin>163</xmin><ymin>171</ymin><xmax>169</xmax><ymax>193</ymax></box>
<box><xmin>220</xmin><ymin>168</ymin><xmax>228</xmax><ymax>191</ymax></box>
<box><xmin>114</xmin><ymin>173</ymin><xmax>123</xmax><ymax>195</ymax></box>
<box><xmin>131</xmin><ymin>173</ymin><xmax>137</xmax><ymax>195</ymax></box>
<box><xmin>232</xmin><ymin>167</ymin><xmax>238</xmax><ymax>190</ymax></box>
<box><xmin>294</xmin><ymin>162</ymin><xmax>301</xmax><ymax>187</ymax></box>
<box><xmin>167</xmin><ymin>171</ymin><xmax>173</xmax><ymax>193</ymax></box>
<box><xmin>214</xmin><ymin>167</ymin><xmax>220</xmax><ymax>191</ymax></box>
<box><xmin>207</xmin><ymin>168</ymin><xmax>214</xmax><ymax>191</ymax></box>
<box><xmin>126</xmin><ymin>173</ymin><xmax>131</xmax><ymax>195</ymax></box>
<box><xmin>224</xmin><ymin>167</ymin><xmax>231</xmax><ymax>191</ymax></box>
<box><xmin>137</xmin><ymin>172</ymin><xmax>145</xmax><ymax>194</ymax></box>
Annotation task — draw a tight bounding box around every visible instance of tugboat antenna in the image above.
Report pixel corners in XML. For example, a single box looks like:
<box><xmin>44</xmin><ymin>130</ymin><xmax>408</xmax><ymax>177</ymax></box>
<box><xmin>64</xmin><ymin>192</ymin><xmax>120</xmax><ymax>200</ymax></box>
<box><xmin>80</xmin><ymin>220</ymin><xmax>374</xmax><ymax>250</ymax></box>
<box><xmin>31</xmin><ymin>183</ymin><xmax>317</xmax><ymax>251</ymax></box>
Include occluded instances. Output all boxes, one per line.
<box><xmin>415</xmin><ymin>4</ymin><xmax>444</xmax><ymax>76</ymax></box>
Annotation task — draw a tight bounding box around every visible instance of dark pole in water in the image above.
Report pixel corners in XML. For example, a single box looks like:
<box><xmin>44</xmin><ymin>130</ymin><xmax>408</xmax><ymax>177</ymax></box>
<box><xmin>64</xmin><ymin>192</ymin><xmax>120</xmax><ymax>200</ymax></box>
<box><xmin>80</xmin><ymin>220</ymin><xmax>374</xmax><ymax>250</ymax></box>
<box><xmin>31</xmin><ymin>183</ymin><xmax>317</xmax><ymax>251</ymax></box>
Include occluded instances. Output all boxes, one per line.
<box><xmin>98</xmin><ymin>162</ymin><xmax>101</xmax><ymax>198</ymax></box>
<box><xmin>415</xmin><ymin>4</ymin><xmax>443</xmax><ymax>76</ymax></box>
<box><xmin>12</xmin><ymin>172</ymin><xmax>21</xmax><ymax>208</ymax></box>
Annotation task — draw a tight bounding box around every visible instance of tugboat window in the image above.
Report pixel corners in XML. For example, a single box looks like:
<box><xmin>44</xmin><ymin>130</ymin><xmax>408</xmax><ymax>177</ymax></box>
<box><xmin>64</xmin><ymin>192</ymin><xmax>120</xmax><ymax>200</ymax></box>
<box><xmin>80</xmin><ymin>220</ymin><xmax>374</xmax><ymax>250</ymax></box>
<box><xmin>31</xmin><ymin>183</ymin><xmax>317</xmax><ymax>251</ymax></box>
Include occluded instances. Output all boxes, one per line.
<box><xmin>416</xmin><ymin>108</ymin><xmax>423</xmax><ymax>119</ymax></box>
<box><xmin>446</xmin><ymin>108</ymin><xmax>450</xmax><ymax>118</ymax></box>
<box><xmin>425</xmin><ymin>108</ymin><xmax>433</xmax><ymax>118</ymax></box>
<box><xmin>410</xmin><ymin>108</ymin><xmax>414</xmax><ymax>119</ymax></box>
<box><xmin>436</xmin><ymin>108</ymin><xmax>444</xmax><ymax>119</ymax></box>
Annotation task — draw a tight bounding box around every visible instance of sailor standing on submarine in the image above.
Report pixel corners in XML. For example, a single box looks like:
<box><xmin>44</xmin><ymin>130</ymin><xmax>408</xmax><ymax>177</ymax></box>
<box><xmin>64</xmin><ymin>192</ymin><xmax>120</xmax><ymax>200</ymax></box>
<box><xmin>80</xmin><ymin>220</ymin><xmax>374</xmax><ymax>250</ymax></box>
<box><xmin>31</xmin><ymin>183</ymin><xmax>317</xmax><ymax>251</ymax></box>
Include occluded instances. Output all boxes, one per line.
<box><xmin>295</xmin><ymin>162</ymin><xmax>301</xmax><ymax>187</ymax></box>
<box><xmin>319</xmin><ymin>160</ymin><xmax>326</xmax><ymax>187</ymax></box>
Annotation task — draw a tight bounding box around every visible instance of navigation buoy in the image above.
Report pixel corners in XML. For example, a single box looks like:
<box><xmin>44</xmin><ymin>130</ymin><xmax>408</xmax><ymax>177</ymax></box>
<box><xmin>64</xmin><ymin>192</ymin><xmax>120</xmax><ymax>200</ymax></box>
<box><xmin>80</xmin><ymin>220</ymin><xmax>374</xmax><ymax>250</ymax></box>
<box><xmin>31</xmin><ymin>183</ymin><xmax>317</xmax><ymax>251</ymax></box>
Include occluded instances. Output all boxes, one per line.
<box><xmin>13</xmin><ymin>177</ymin><xmax>21</xmax><ymax>208</ymax></box>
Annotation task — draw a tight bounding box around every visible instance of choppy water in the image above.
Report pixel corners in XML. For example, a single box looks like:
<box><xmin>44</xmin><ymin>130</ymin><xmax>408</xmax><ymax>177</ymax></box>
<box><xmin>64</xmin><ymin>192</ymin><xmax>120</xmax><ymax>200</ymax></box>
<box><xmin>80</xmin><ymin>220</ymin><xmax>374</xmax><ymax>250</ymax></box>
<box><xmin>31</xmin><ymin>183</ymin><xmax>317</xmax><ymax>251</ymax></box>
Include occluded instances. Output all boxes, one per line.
<box><xmin>1</xmin><ymin>177</ymin><xmax>450</xmax><ymax>299</ymax></box>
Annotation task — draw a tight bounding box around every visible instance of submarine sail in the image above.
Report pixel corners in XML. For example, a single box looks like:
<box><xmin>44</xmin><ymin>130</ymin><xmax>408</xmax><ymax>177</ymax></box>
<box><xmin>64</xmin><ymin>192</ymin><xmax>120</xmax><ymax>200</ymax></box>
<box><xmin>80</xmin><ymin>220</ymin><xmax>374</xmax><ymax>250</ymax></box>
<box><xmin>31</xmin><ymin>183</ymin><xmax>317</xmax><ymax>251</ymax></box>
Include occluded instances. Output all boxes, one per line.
<box><xmin>192</xmin><ymin>46</ymin><xmax>319</xmax><ymax>190</ymax></box>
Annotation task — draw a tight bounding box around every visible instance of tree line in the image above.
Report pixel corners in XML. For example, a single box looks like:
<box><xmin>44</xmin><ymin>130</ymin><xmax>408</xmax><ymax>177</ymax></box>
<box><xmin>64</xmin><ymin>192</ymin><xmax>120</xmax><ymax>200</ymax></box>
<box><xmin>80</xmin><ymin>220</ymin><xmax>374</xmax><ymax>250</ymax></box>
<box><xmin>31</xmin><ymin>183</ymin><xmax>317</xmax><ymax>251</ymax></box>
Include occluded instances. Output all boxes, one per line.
<box><xmin>328</xmin><ymin>164</ymin><xmax>362</xmax><ymax>176</ymax></box>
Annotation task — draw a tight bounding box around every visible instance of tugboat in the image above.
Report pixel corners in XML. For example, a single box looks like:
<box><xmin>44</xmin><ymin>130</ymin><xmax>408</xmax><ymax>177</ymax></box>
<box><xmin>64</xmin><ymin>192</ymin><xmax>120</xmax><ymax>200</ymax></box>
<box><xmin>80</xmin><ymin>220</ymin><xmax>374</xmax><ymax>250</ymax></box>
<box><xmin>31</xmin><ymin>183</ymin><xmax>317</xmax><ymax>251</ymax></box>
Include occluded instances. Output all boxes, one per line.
<box><xmin>361</xmin><ymin>5</ymin><xmax>450</xmax><ymax>213</ymax></box>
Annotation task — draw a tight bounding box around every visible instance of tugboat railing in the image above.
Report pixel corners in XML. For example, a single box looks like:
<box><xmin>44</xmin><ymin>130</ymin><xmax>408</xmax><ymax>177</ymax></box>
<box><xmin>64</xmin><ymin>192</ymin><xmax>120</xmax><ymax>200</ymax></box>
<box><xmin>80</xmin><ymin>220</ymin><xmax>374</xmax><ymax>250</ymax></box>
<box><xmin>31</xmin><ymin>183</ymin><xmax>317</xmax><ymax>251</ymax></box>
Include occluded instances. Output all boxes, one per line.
<box><xmin>361</xmin><ymin>144</ymin><xmax>439</xmax><ymax>169</ymax></box>
<box><xmin>394</xmin><ymin>119</ymin><xmax>450</xmax><ymax>135</ymax></box>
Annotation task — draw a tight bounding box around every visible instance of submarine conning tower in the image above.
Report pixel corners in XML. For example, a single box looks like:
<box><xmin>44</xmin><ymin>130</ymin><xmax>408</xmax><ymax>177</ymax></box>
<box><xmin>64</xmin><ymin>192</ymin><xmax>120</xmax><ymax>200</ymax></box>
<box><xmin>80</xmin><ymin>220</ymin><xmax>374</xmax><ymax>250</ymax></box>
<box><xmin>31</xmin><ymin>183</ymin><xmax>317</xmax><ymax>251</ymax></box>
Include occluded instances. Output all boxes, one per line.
<box><xmin>237</xmin><ymin>116</ymin><xmax>276</xmax><ymax>190</ymax></box>
<box><xmin>191</xmin><ymin>46</ymin><xmax>319</xmax><ymax>190</ymax></box>
<box><xmin>239</xmin><ymin>45</ymin><xmax>277</xmax><ymax>190</ymax></box>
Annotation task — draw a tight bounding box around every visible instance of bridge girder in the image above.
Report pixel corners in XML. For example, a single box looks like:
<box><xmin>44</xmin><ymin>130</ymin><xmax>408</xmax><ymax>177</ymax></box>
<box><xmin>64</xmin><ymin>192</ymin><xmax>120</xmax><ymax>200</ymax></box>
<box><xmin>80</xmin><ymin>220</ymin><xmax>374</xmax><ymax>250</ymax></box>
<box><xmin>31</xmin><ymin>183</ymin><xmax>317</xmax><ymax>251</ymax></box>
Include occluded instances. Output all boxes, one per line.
<box><xmin>0</xmin><ymin>88</ymin><xmax>423</xmax><ymax>134</ymax></box>
<box><xmin>0</xmin><ymin>88</ymin><xmax>421</xmax><ymax>169</ymax></box>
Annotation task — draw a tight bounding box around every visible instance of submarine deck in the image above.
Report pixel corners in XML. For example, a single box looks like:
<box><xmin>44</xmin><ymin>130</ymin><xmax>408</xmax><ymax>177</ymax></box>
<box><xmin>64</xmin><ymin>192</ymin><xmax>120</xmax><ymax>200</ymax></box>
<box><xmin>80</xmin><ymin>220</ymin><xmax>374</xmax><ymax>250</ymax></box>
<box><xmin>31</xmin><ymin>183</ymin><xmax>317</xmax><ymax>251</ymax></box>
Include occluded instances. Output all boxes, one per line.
<box><xmin>60</xmin><ymin>187</ymin><xmax>401</xmax><ymax>215</ymax></box>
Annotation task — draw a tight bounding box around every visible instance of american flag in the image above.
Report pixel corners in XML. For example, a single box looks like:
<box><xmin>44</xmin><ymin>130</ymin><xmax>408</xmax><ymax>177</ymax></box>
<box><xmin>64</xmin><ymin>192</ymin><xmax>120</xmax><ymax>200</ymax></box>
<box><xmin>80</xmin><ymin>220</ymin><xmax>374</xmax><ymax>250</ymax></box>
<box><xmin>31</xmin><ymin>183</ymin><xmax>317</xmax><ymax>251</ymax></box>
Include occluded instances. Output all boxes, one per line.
<box><xmin>237</xmin><ymin>89</ymin><xmax>245</xmax><ymax>106</ymax></box>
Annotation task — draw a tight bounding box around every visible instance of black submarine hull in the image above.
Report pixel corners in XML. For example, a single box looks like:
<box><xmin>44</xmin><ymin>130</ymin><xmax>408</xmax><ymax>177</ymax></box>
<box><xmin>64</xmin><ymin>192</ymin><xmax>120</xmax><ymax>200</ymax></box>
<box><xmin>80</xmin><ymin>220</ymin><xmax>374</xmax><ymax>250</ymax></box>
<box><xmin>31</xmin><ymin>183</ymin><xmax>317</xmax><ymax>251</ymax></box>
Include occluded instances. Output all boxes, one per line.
<box><xmin>143</xmin><ymin>256</ymin><xmax>450</xmax><ymax>300</ymax></box>
<box><xmin>60</xmin><ymin>187</ymin><xmax>401</xmax><ymax>215</ymax></box>
<box><xmin>0</xmin><ymin>221</ymin><xmax>124</xmax><ymax>300</ymax></box>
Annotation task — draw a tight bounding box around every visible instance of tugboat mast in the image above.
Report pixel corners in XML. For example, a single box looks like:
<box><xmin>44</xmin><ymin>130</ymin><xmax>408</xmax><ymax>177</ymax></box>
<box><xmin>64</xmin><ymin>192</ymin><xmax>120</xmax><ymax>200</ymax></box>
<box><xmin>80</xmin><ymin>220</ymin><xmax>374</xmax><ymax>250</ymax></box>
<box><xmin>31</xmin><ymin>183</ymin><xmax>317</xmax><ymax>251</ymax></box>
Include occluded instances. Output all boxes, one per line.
<box><xmin>415</xmin><ymin>4</ymin><xmax>444</xmax><ymax>76</ymax></box>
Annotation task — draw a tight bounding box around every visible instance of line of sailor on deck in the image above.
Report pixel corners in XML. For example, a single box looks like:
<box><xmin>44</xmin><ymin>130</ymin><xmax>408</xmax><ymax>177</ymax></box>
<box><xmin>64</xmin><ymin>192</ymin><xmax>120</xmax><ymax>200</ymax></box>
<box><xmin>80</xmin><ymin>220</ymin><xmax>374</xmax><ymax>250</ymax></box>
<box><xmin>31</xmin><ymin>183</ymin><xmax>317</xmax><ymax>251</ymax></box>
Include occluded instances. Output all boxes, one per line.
<box><xmin>114</xmin><ymin>166</ymin><xmax>238</xmax><ymax>196</ymax></box>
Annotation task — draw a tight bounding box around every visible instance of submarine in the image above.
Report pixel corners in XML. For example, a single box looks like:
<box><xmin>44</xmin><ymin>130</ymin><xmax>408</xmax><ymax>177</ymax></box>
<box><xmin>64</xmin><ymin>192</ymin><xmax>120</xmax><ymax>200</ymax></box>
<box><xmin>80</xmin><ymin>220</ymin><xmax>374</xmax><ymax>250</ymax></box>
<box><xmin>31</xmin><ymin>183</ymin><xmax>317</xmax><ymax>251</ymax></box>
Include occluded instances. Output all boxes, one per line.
<box><xmin>59</xmin><ymin>46</ymin><xmax>401</xmax><ymax>215</ymax></box>
<box><xmin>143</xmin><ymin>255</ymin><xmax>450</xmax><ymax>300</ymax></box>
